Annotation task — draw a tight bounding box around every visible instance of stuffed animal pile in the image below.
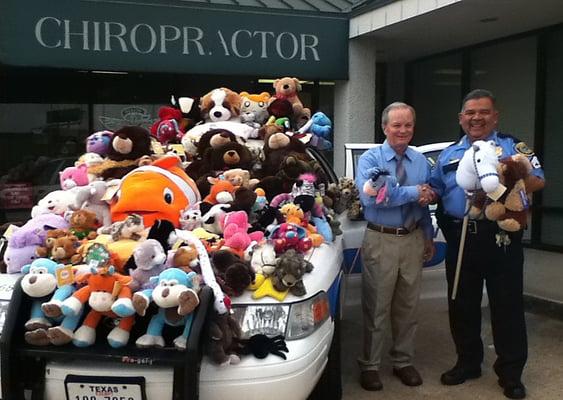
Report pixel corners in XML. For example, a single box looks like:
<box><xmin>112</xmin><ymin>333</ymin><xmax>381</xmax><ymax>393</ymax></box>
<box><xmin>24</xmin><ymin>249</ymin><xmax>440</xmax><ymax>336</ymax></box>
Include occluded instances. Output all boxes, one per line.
<box><xmin>6</xmin><ymin>78</ymin><xmax>348</xmax><ymax>365</ymax></box>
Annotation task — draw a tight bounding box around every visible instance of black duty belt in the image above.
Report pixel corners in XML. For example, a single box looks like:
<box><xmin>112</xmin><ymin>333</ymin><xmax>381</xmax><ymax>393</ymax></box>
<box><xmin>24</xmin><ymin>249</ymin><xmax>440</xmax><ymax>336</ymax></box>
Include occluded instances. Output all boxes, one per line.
<box><xmin>367</xmin><ymin>222</ymin><xmax>412</xmax><ymax>236</ymax></box>
<box><xmin>443</xmin><ymin>216</ymin><xmax>498</xmax><ymax>235</ymax></box>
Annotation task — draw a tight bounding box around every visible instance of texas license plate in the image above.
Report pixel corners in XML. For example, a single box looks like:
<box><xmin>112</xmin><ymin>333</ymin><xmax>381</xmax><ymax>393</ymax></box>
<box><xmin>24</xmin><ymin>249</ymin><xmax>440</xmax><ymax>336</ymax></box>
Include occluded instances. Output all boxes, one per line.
<box><xmin>65</xmin><ymin>375</ymin><xmax>145</xmax><ymax>400</ymax></box>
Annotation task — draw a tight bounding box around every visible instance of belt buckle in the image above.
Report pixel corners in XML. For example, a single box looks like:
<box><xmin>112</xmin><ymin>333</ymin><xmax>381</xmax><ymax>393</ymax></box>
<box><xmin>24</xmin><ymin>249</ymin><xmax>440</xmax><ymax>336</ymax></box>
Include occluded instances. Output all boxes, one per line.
<box><xmin>468</xmin><ymin>220</ymin><xmax>477</xmax><ymax>234</ymax></box>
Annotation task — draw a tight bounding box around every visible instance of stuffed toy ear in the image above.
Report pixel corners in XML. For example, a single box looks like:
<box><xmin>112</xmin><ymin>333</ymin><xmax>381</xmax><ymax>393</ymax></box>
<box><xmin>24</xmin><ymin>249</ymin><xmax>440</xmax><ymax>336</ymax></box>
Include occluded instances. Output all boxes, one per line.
<box><xmin>21</xmin><ymin>264</ymin><xmax>31</xmax><ymax>274</ymax></box>
<box><xmin>149</xmin><ymin>276</ymin><xmax>159</xmax><ymax>286</ymax></box>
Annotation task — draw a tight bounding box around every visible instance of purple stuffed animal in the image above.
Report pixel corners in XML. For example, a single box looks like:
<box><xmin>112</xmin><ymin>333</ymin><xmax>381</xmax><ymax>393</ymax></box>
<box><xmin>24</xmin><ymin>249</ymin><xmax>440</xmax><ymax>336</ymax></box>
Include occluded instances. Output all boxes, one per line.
<box><xmin>86</xmin><ymin>130</ymin><xmax>113</xmax><ymax>156</ymax></box>
<box><xmin>4</xmin><ymin>214</ymin><xmax>69</xmax><ymax>274</ymax></box>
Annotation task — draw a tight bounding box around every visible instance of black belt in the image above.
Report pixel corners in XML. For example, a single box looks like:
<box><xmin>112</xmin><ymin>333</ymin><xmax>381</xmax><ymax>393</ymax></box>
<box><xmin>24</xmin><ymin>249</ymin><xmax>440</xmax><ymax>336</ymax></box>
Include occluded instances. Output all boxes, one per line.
<box><xmin>367</xmin><ymin>222</ymin><xmax>412</xmax><ymax>236</ymax></box>
<box><xmin>442</xmin><ymin>215</ymin><xmax>498</xmax><ymax>235</ymax></box>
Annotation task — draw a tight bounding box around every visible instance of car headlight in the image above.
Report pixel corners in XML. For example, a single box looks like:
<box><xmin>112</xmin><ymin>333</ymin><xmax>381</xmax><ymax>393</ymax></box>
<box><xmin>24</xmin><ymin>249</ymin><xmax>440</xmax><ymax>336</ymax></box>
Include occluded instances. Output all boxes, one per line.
<box><xmin>232</xmin><ymin>292</ymin><xmax>331</xmax><ymax>341</ymax></box>
<box><xmin>0</xmin><ymin>300</ymin><xmax>9</xmax><ymax>335</ymax></box>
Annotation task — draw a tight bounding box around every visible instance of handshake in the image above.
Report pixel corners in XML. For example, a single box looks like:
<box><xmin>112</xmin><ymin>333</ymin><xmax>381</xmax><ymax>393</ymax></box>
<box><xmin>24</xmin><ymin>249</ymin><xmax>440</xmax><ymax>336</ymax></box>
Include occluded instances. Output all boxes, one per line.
<box><xmin>417</xmin><ymin>184</ymin><xmax>436</xmax><ymax>206</ymax></box>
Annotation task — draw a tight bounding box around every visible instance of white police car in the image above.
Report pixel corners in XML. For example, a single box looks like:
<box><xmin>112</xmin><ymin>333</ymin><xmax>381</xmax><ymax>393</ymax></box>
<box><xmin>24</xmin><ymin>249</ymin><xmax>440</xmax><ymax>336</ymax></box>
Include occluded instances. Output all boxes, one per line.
<box><xmin>0</xmin><ymin>145</ymin><xmax>343</xmax><ymax>400</ymax></box>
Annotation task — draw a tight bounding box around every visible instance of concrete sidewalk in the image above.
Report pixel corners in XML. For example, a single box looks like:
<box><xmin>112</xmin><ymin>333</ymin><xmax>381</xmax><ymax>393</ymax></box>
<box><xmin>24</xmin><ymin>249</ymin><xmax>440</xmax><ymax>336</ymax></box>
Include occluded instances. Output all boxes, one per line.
<box><xmin>340</xmin><ymin>282</ymin><xmax>563</xmax><ymax>400</ymax></box>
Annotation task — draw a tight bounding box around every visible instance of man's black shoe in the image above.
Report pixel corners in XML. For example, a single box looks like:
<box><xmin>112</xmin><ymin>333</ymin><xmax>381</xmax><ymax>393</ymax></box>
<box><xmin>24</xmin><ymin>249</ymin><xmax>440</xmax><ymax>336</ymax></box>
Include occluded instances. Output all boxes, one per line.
<box><xmin>440</xmin><ymin>365</ymin><xmax>481</xmax><ymax>385</ymax></box>
<box><xmin>498</xmin><ymin>379</ymin><xmax>526</xmax><ymax>399</ymax></box>
<box><xmin>393</xmin><ymin>366</ymin><xmax>423</xmax><ymax>386</ymax></box>
<box><xmin>360</xmin><ymin>370</ymin><xmax>383</xmax><ymax>391</ymax></box>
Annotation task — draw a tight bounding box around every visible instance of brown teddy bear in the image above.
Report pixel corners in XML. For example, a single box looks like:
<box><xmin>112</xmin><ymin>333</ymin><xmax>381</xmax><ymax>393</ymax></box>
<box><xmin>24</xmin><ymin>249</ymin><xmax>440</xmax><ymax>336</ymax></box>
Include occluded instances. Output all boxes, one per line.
<box><xmin>36</xmin><ymin>233</ymin><xmax>82</xmax><ymax>264</ymax></box>
<box><xmin>208</xmin><ymin>141</ymin><xmax>253</xmax><ymax>172</ymax></box>
<box><xmin>89</xmin><ymin>126</ymin><xmax>152</xmax><ymax>180</ymax></box>
<box><xmin>69</xmin><ymin>209</ymin><xmax>99</xmax><ymax>240</ymax></box>
<box><xmin>261</xmin><ymin>131</ymin><xmax>308</xmax><ymax>177</ymax></box>
<box><xmin>211</xmin><ymin>250</ymin><xmax>255</xmax><ymax>298</ymax></box>
<box><xmin>484</xmin><ymin>154</ymin><xmax>541</xmax><ymax>232</ymax></box>
<box><xmin>272</xmin><ymin>77</ymin><xmax>306</xmax><ymax>115</ymax></box>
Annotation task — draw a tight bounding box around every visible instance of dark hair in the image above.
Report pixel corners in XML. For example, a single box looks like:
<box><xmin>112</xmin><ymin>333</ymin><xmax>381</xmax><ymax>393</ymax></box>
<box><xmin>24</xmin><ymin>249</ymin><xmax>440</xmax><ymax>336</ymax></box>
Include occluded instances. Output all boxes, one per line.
<box><xmin>461</xmin><ymin>89</ymin><xmax>496</xmax><ymax>111</ymax></box>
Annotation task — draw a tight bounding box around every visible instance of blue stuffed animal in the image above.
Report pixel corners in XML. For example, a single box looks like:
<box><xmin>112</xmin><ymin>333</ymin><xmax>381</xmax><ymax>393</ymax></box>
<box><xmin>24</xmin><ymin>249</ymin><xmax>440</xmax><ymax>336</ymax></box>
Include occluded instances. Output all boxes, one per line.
<box><xmin>132</xmin><ymin>268</ymin><xmax>200</xmax><ymax>350</ymax></box>
<box><xmin>20</xmin><ymin>258</ymin><xmax>81</xmax><ymax>346</ymax></box>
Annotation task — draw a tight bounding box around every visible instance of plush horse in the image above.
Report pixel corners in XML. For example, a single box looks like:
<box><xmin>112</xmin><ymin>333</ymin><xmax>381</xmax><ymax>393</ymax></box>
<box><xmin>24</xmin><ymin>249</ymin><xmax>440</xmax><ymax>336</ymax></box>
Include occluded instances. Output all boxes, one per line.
<box><xmin>456</xmin><ymin>140</ymin><xmax>500</xmax><ymax>193</ymax></box>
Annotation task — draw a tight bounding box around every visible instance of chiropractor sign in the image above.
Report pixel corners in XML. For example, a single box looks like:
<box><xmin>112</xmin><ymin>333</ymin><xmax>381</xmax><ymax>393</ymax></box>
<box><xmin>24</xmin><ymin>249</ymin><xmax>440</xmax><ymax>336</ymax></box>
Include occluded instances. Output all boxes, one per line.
<box><xmin>0</xmin><ymin>0</ymin><xmax>349</xmax><ymax>79</ymax></box>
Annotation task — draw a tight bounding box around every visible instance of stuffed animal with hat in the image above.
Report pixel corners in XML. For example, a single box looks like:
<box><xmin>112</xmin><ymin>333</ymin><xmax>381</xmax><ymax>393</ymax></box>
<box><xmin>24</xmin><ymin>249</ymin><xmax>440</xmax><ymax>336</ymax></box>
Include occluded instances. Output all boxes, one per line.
<box><xmin>133</xmin><ymin>268</ymin><xmax>200</xmax><ymax>350</ymax></box>
<box><xmin>150</xmin><ymin>106</ymin><xmax>186</xmax><ymax>144</ymax></box>
<box><xmin>20</xmin><ymin>258</ymin><xmax>81</xmax><ymax>346</ymax></box>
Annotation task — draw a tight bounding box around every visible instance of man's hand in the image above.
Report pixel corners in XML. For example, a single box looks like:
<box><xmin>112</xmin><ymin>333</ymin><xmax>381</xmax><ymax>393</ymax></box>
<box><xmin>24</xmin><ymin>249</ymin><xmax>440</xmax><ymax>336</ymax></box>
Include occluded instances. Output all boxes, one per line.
<box><xmin>423</xmin><ymin>239</ymin><xmax>435</xmax><ymax>262</ymax></box>
<box><xmin>417</xmin><ymin>184</ymin><xmax>437</xmax><ymax>206</ymax></box>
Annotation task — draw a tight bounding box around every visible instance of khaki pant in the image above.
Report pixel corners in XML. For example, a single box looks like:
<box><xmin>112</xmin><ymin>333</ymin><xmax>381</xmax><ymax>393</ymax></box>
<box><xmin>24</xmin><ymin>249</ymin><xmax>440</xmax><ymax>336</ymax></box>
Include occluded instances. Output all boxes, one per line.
<box><xmin>358</xmin><ymin>227</ymin><xmax>424</xmax><ymax>371</ymax></box>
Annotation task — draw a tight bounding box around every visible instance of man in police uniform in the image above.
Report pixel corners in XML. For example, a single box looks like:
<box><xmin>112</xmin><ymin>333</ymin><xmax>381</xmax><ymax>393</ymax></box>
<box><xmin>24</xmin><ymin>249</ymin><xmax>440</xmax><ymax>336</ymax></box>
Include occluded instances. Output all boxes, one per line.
<box><xmin>429</xmin><ymin>89</ymin><xmax>545</xmax><ymax>399</ymax></box>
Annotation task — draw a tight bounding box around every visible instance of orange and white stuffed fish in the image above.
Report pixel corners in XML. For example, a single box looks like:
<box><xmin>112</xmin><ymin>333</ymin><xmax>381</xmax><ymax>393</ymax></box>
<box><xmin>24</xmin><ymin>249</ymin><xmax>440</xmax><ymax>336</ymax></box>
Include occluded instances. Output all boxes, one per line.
<box><xmin>110</xmin><ymin>156</ymin><xmax>200</xmax><ymax>228</ymax></box>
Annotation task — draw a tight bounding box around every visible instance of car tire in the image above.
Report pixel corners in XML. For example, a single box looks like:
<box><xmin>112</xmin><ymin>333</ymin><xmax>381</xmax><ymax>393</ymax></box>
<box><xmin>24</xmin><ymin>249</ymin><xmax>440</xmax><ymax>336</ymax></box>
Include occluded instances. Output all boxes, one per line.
<box><xmin>307</xmin><ymin>313</ymin><xmax>342</xmax><ymax>400</ymax></box>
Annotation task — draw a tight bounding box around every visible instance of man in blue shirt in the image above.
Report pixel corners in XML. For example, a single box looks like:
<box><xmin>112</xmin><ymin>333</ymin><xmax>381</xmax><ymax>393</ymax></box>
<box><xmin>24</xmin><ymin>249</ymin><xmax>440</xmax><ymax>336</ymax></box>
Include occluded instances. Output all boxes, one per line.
<box><xmin>429</xmin><ymin>89</ymin><xmax>545</xmax><ymax>399</ymax></box>
<box><xmin>356</xmin><ymin>102</ymin><xmax>434</xmax><ymax>391</ymax></box>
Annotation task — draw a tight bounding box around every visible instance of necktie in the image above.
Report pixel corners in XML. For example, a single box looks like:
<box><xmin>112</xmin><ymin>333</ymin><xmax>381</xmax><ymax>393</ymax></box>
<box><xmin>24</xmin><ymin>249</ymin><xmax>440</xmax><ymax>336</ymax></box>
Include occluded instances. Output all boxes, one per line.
<box><xmin>396</xmin><ymin>155</ymin><xmax>416</xmax><ymax>230</ymax></box>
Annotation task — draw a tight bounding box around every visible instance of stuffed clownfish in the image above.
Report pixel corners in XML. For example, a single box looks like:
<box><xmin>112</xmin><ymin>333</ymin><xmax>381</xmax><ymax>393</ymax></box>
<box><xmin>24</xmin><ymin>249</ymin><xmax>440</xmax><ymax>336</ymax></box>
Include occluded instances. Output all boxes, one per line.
<box><xmin>110</xmin><ymin>155</ymin><xmax>200</xmax><ymax>228</ymax></box>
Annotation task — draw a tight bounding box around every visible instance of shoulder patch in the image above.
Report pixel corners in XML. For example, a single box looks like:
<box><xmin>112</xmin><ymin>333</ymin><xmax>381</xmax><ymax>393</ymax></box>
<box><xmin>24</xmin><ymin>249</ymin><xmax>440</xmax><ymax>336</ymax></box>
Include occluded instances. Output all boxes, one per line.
<box><xmin>514</xmin><ymin>141</ymin><xmax>534</xmax><ymax>156</ymax></box>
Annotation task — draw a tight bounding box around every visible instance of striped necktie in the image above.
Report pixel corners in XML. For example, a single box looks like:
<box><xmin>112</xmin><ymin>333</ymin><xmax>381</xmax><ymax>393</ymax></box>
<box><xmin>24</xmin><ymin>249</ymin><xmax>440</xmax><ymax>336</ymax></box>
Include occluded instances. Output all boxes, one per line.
<box><xmin>396</xmin><ymin>155</ymin><xmax>416</xmax><ymax>230</ymax></box>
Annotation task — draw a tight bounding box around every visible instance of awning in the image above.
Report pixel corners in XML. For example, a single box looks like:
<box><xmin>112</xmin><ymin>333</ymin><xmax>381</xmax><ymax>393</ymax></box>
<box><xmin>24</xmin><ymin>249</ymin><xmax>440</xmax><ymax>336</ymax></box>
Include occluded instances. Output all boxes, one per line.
<box><xmin>0</xmin><ymin>0</ymin><xmax>351</xmax><ymax>79</ymax></box>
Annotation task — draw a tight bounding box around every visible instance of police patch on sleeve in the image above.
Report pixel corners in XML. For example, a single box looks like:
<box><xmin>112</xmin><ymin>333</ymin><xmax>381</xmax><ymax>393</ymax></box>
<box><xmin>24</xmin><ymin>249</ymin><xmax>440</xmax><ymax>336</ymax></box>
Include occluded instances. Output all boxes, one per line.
<box><xmin>514</xmin><ymin>142</ymin><xmax>534</xmax><ymax>156</ymax></box>
<box><xmin>530</xmin><ymin>155</ymin><xmax>542</xmax><ymax>169</ymax></box>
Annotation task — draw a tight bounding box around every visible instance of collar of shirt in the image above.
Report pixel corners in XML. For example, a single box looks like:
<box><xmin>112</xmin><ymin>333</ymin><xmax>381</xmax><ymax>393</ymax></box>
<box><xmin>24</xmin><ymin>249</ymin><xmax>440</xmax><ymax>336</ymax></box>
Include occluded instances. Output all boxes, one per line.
<box><xmin>382</xmin><ymin>140</ymin><xmax>415</xmax><ymax>161</ymax></box>
<box><xmin>459</xmin><ymin>130</ymin><xmax>499</xmax><ymax>147</ymax></box>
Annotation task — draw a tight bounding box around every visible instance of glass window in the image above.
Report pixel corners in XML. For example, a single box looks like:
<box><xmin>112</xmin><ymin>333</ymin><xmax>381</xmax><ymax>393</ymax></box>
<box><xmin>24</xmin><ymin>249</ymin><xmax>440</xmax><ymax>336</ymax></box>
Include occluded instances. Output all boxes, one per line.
<box><xmin>540</xmin><ymin>27</ymin><xmax>563</xmax><ymax>247</ymax></box>
<box><xmin>409</xmin><ymin>53</ymin><xmax>463</xmax><ymax>145</ymax></box>
<box><xmin>470</xmin><ymin>37</ymin><xmax>537</xmax><ymax>146</ymax></box>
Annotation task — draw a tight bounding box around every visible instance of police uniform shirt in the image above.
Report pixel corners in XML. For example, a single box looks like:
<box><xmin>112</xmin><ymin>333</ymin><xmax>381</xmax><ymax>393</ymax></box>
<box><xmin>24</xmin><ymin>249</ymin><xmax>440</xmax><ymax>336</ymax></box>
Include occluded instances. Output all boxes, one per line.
<box><xmin>429</xmin><ymin>131</ymin><xmax>545</xmax><ymax>219</ymax></box>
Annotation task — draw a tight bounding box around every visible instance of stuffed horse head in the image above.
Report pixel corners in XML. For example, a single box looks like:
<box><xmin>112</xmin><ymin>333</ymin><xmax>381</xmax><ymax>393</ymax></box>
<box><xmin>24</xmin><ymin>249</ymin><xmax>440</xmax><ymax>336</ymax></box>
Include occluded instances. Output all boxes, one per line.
<box><xmin>456</xmin><ymin>140</ymin><xmax>500</xmax><ymax>193</ymax></box>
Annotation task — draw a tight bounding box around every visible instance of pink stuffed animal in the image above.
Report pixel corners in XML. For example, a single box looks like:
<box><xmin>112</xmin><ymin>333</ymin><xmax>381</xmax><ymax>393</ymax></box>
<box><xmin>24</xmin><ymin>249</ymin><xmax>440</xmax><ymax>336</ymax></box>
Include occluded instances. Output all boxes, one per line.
<box><xmin>220</xmin><ymin>211</ymin><xmax>263</xmax><ymax>256</ymax></box>
<box><xmin>60</xmin><ymin>164</ymin><xmax>89</xmax><ymax>190</ymax></box>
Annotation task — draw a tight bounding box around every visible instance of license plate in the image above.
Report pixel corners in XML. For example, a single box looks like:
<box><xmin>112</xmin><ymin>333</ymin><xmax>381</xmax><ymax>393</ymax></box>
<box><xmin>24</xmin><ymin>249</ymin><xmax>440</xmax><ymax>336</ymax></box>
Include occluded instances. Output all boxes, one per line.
<box><xmin>65</xmin><ymin>375</ymin><xmax>146</xmax><ymax>400</ymax></box>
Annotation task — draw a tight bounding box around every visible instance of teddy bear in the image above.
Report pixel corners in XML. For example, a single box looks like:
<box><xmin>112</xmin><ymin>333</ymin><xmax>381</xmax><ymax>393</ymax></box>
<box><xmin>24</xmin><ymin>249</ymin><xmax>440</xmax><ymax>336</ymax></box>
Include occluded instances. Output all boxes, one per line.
<box><xmin>89</xmin><ymin>126</ymin><xmax>152</xmax><ymax>180</ymax></box>
<box><xmin>211</xmin><ymin>250</ymin><xmax>255</xmax><ymax>297</ymax></box>
<box><xmin>239</xmin><ymin>91</ymin><xmax>271</xmax><ymax>132</ymax></box>
<box><xmin>272</xmin><ymin>77</ymin><xmax>306</xmax><ymax>115</ymax></box>
<box><xmin>20</xmin><ymin>258</ymin><xmax>81</xmax><ymax>346</ymax></box>
<box><xmin>129</xmin><ymin>239</ymin><xmax>168</xmax><ymax>291</ymax></box>
<box><xmin>35</xmin><ymin>232</ymin><xmax>83</xmax><ymax>265</ymax></box>
<box><xmin>68</xmin><ymin>209</ymin><xmax>99</xmax><ymax>240</ymax></box>
<box><xmin>59</xmin><ymin>164</ymin><xmax>89</xmax><ymax>190</ymax></box>
<box><xmin>185</xmin><ymin>129</ymin><xmax>239</xmax><ymax>180</ymax></box>
<box><xmin>483</xmin><ymin>154</ymin><xmax>541</xmax><ymax>232</ymax></box>
<box><xmin>31</xmin><ymin>189</ymin><xmax>78</xmax><ymax>219</ymax></box>
<box><xmin>73</xmin><ymin>180</ymin><xmax>112</xmax><ymax>228</ymax></box>
<box><xmin>208</xmin><ymin>141</ymin><xmax>254</xmax><ymax>172</ymax></box>
<box><xmin>261</xmin><ymin>131</ymin><xmax>308</xmax><ymax>177</ymax></box>
<box><xmin>270</xmin><ymin>248</ymin><xmax>313</xmax><ymax>296</ymax></box>
<box><xmin>133</xmin><ymin>268</ymin><xmax>200</xmax><ymax>350</ymax></box>
<box><xmin>86</xmin><ymin>130</ymin><xmax>114</xmax><ymax>156</ymax></box>
<box><xmin>61</xmin><ymin>263</ymin><xmax>136</xmax><ymax>348</ymax></box>
<box><xmin>3</xmin><ymin>213</ymin><xmax>69</xmax><ymax>274</ymax></box>
<box><xmin>222</xmin><ymin>168</ymin><xmax>259</xmax><ymax>189</ymax></box>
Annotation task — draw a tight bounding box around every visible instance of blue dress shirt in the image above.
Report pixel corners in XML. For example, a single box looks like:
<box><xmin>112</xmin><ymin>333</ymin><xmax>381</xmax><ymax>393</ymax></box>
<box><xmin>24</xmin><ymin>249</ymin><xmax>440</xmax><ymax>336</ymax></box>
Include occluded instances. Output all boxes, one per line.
<box><xmin>356</xmin><ymin>140</ymin><xmax>433</xmax><ymax>240</ymax></box>
<box><xmin>429</xmin><ymin>131</ymin><xmax>545</xmax><ymax>219</ymax></box>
